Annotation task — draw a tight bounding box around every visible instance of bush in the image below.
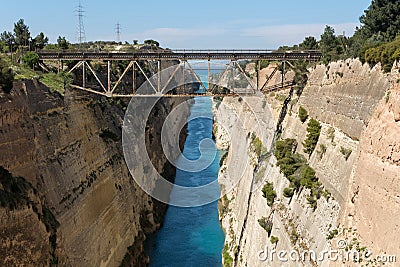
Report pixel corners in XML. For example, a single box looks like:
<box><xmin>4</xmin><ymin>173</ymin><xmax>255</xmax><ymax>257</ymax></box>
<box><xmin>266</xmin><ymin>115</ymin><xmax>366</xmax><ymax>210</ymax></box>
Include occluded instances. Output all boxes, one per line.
<box><xmin>22</xmin><ymin>51</ymin><xmax>39</xmax><ymax>69</ymax></box>
<box><xmin>303</xmin><ymin>119</ymin><xmax>321</xmax><ymax>155</ymax></box>
<box><xmin>223</xmin><ymin>245</ymin><xmax>233</xmax><ymax>267</ymax></box>
<box><xmin>251</xmin><ymin>135</ymin><xmax>263</xmax><ymax>158</ymax></box>
<box><xmin>300</xmin><ymin>166</ymin><xmax>317</xmax><ymax>189</ymax></box>
<box><xmin>340</xmin><ymin>146</ymin><xmax>352</xmax><ymax>160</ymax></box>
<box><xmin>0</xmin><ymin>57</ymin><xmax>14</xmax><ymax>93</ymax></box>
<box><xmin>262</xmin><ymin>182</ymin><xmax>277</xmax><ymax>206</ymax></box>
<box><xmin>258</xmin><ymin>217</ymin><xmax>273</xmax><ymax>236</ymax></box>
<box><xmin>327</xmin><ymin>229</ymin><xmax>339</xmax><ymax>240</ymax></box>
<box><xmin>283</xmin><ymin>187</ymin><xmax>294</xmax><ymax>198</ymax></box>
<box><xmin>298</xmin><ymin>106</ymin><xmax>308</xmax><ymax>123</ymax></box>
<box><xmin>274</xmin><ymin>139</ymin><xmax>297</xmax><ymax>160</ymax></box>
<box><xmin>270</xmin><ymin>236</ymin><xmax>279</xmax><ymax>245</ymax></box>
<box><xmin>365</xmin><ymin>37</ymin><xmax>400</xmax><ymax>72</ymax></box>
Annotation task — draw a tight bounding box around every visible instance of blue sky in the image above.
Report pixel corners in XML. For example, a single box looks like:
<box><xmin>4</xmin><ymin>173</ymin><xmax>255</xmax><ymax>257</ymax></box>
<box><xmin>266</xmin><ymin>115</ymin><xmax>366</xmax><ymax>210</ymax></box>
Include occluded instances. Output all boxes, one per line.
<box><xmin>1</xmin><ymin>0</ymin><xmax>372</xmax><ymax>49</ymax></box>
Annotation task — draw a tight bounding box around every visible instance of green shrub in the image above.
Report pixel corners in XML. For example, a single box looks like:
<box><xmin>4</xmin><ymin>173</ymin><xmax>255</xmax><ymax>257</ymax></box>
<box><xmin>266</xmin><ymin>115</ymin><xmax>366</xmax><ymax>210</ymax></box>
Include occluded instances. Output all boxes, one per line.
<box><xmin>274</xmin><ymin>139</ymin><xmax>297</xmax><ymax>160</ymax></box>
<box><xmin>22</xmin><ymin>52</ymin><xmax>39</xmax><ymax>69</ymax></box>
<box><xmin>303</xmin><ymin>118</ymin><xmax>322</xmax><ymax>155</ymax></box>
<box><xmin>317</xmin><ymin>144</ymin><xmax>327</xmax><ymax>157</ymax></box>
<box><xmin>0</xmin><ymin>57</ymin><xmax>14</xmax><ymax>93</ymax></box>
<box><xmin>270</xmin><ymin>236</ymin><xmax>279</xmax><ymax>245</ymax></box>
<box><xmin>251</xmin><ymin>135</ymin><xmax>263</xmax><ymax>158</ymax></box>
<box><xmin>327</xmin><ymin>127</ymin><xmax>335</xmax><ymax>143</ymax></box>
<box><xmin>258</xmin><ymin>217</ymin><xmax>273</xmax><ymax>235</ymax></box>
<box><xmin>365</xmin><ymin>37</ymin><xmax>400</xmax><ymax>72</ymax></box>
<box><xmin>223</xmin><ymin>245</ymin><xmax>233</xmax><ymax>267</ymax></box>
<box><xmin>327</xmin><ymin>229</ymin><xmax>339</xmax><ymax>240</ymax></box>
<box><xmin>290</xmin><ymin>229</ymin><xmax>299</xmax><ymax>244</ymax></box>
<box><xmin>262</xmin><ymin>182</ymin><xmax>277</xmax><ymax>206</ymax></box>
<box><xmin>300</xmin><ymin>166</ymin><xmax>317</xmax><ymax>189</ymax></box>
<box><xmin>298</xmin><ymin>106</ymin><xmax>308</xmax><ymax>123</ymax></box>
<box><xmin>340</xmin><ymin>146</ymin><xmax>352</xmax><ymax>160</ymax></box>
<box><xmin>283</xmin><ymin>187</ymin><xmax>294</xmax><ymax>198</ymax></box>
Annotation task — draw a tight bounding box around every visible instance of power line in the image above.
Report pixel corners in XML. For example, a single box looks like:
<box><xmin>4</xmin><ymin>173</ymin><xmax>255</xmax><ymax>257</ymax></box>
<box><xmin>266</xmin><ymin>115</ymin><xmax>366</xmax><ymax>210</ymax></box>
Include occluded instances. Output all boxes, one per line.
<box><xmin>115</xmin><ymin>22</ymin><xmax>121</xmax><ymax>43</ymax></box>
<box><xmin>75</xmin><ymin>0</ymin><xmax>86</xmax><ymax>44</ymax></box>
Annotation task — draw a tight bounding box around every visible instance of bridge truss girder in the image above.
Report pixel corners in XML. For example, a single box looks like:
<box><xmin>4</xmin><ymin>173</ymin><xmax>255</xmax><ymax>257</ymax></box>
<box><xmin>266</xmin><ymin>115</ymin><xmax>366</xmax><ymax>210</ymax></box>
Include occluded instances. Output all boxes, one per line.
<box><xmin>55</xmin><ymin>56</ymin><xmax>308</xmax><ymax>97</ymax></box>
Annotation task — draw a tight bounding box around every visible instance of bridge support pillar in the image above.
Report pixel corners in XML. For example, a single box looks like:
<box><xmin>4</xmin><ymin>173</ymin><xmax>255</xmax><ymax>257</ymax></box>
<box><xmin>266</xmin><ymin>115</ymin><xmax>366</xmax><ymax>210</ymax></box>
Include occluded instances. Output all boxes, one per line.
<box><xmin>107</xmin><ymin>61</ymin><xmax>111</xmax><ymax>93</ymax></box>
<box><xmin>82</xmin><ymin>61</ymin><xmax>86</xmax><ymax>88</ymax></box>
<box><xmin>133</xmin><ymin>61</ymin><xmax>136</xmax><ymax>93</ymax></box>
<box><xmin>157</xmin><ymin>60</ymin><xmax>161</xmax><ymax>92</ymax></box>
<box><xmin>256</xmin><ymin>60</ymin><xmax>260</xmax><ymax>90</ymax></box>
<box><xmin>208</xmin><ymin>60</ymin><xmax>211</xmax><ymax>92</ymax></box>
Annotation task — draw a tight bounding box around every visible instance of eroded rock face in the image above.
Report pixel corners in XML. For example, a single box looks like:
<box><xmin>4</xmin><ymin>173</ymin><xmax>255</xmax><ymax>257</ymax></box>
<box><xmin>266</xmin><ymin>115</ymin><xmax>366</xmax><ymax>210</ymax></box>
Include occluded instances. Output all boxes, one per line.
<box><xmin>345</xmin><ymin>80</ymin><xmax>400</xmax><ymax>257</ymax></box>
<box><xmin>215</xmin><ymin>59</ymin><xmax>396</xmax><ymax>266</ymax></box>
<box><xmin>0</xmin><ymin>80</ymin><xmax>191</xmax><ymax>266</ymax></box>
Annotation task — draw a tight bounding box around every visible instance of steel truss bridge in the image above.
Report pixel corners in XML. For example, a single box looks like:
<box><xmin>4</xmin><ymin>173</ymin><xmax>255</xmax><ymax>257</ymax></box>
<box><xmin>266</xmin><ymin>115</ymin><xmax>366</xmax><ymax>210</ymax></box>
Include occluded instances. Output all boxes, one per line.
<box><xmin>38</xmin><ymin>50</ymin><xmax>321</xmax><ymax>98</ymax></box>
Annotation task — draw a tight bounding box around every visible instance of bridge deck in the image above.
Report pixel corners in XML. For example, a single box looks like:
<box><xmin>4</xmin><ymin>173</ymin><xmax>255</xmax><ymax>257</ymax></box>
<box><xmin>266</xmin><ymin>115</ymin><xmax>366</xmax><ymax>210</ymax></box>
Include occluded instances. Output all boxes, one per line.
<box><xmin>38</xmin><ymin>50</ymin><xmax>321</xmax><ymax>61</ymax></box>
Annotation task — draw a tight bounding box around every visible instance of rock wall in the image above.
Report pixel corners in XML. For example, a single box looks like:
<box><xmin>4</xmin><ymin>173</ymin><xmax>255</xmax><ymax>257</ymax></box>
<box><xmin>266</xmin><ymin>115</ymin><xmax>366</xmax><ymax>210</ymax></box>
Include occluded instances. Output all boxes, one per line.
<box><xmin>0</xmin><ymin>80</ymin><xmax>191</xmax><ymax>266</ymax></box>
<box><xmin>215</xmin><ymin>59</ymin><xmax>397</xmax><ymax>266</ymax></box>
<box><xmin>344</xmin><ymin>64</ymin><xmax>400</xmax><ymax>258</ymax></box>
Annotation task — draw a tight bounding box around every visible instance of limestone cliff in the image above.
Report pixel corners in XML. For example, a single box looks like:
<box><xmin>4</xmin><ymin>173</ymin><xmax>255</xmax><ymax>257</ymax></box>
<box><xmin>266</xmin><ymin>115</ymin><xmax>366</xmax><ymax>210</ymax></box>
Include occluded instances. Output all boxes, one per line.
<box><xmin>215</xmin><ymin>59</ymin><xmax>398</xmax><ymax>266</ymax></box>
<box><xmin>0</xmin><ymin>79</ymin><xmax>191</xmax><ymax>266</ymax></box>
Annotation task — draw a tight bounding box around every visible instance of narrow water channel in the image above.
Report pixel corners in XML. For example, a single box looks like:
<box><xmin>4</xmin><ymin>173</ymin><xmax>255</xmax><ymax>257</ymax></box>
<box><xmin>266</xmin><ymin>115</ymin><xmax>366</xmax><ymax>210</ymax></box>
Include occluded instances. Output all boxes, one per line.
<box><xmin>145</xmin><ymin>96</ymin><xmax>225</xmax><ymax>266</ymax></box>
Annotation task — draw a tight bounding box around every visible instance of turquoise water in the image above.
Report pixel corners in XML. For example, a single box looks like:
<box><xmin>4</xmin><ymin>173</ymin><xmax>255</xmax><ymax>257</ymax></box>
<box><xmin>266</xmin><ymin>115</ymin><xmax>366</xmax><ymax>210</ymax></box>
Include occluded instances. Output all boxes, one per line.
<box><xmin>145</xmin><ymin>96</ymin><xmax>225</xmax><ymax>267</ymax></box>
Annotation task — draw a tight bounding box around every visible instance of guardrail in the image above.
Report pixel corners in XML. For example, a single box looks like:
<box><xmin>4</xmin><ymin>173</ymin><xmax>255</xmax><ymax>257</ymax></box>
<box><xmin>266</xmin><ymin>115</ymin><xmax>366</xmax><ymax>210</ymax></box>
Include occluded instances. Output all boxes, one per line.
<box><xmin>37</xmin><ymin>50</ymin><xmax>322</xmax><ymax>61</ymax></box>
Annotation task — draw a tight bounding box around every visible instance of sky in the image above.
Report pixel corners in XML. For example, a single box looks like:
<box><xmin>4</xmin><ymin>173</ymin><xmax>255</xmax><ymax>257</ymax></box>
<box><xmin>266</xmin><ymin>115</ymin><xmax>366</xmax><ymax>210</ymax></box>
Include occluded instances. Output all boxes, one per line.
<box><xmin>0</xmin><ymin>0</ymin><xmax>372</xmax><ymax>49</ymax></box>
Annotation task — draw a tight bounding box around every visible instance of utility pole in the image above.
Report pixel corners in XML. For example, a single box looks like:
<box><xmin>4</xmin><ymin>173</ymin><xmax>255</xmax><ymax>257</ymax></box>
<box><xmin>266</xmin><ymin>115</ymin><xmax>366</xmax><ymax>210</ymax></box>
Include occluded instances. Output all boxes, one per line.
<box><xmin>115</xmin><ymin>22</ymin><xmax>121</xmax><ymax>43</ymax></box>
<box><xmin>76</xmin><ymin>0</ymin><xmax>86</xmax><ymax>46</ymax></box>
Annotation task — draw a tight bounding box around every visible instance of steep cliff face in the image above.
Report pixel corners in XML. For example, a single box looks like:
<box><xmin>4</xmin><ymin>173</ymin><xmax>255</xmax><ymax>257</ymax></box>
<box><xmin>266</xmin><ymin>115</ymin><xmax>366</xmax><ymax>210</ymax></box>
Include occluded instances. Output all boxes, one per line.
<box><xmin>215</xmin><ymin>59</ymin><xmax>397</xmax><ymax>266</ymax></box>
<box><xmin>344</xmin><ymin>65</ymin><xmax>400</xmax><ymax>257</ymax></box>
<box><xmin>0</xmin><ymin>80</ymin><xmax>190</xmax><ymax>266</ymax></box>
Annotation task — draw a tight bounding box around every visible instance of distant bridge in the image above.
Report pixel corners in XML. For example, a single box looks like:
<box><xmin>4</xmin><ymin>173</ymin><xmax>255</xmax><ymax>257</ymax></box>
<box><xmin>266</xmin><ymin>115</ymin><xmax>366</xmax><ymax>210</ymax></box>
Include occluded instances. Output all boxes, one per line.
<box><xmin>38</xmin><ymin>50</ymin><xmax>321</xmax><ymax>97</ymax></box>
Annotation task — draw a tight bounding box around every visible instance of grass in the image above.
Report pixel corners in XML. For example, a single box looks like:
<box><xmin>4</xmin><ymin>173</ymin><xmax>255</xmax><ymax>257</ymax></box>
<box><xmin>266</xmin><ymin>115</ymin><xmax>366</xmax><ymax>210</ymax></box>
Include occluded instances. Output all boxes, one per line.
<box><xmin>11</xmin><ymin>64</ymin><xmax>39</xmax><ymax>80</ymax></box>
<box><xmin>39</xmin><ymin>72</ymin><xmax>73</xmax><ymax>95</ymax></box>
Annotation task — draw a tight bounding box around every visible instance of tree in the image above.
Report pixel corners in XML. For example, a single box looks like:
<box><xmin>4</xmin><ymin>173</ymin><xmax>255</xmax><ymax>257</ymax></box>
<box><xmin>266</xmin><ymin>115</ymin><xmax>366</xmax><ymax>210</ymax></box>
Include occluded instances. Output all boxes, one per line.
<box><xmin>144</xmin><ymin>39</ymin><xmax>159</xmax><ymax>47</ymax></box>
<box><xmin>300</xmin><ymin>36</ymin><xmax>318</xmax><ymax>50</ymax></box>
<box><xmin>0</xmin><ymin>58</ymin><xmax>14</xmax><ymax>93</ymax></box>
<box><xmin>57</xmin><ymin>36</ymin><xmax>69</xmax><ymax>50</ymax></box>
<box><xmin>0</xmin><ymin>31</ymin><xmax>15</xmax><ymax>52</ymax></box>
<box><xmin>298</xmin><ymin>106</ymin><xmax>308</xmax><ymax>123</ymax></box>
<box><xmin>320</xmin><ymin>25</ymin><xmax>339</xmax><ymax>64</ymax></box>
<box><xmin>359</xmin><ymin>0</ymin><xmax>400</xmax><ymax>41</ymax></box>
<box><xmin>303</xmin><ymin>118</ymin><xmax>322</xmax><ymax>155</ymax></box>
<box><xmin>34</xmin><ymin>32</ymin><xmax>49</xmax><ymax>50</ymax></box>
<box><xmin>22</xmin><ymin>52</ymin><xmax>39</xmax><ymax>69</ymax></box>
<box><xmin>13</xmin><ymin>19</ymin><xmax>30</xmax><ymax>47</ymax></box>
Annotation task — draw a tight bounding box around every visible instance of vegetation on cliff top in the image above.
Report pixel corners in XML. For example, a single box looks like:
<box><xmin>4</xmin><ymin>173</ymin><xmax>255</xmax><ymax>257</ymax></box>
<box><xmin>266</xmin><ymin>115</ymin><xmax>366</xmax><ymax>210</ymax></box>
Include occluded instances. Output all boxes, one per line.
<box><xmin>278</xmin><ymin>0</ymin><xmax>400</xmax><ymax>70</ymax></box>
